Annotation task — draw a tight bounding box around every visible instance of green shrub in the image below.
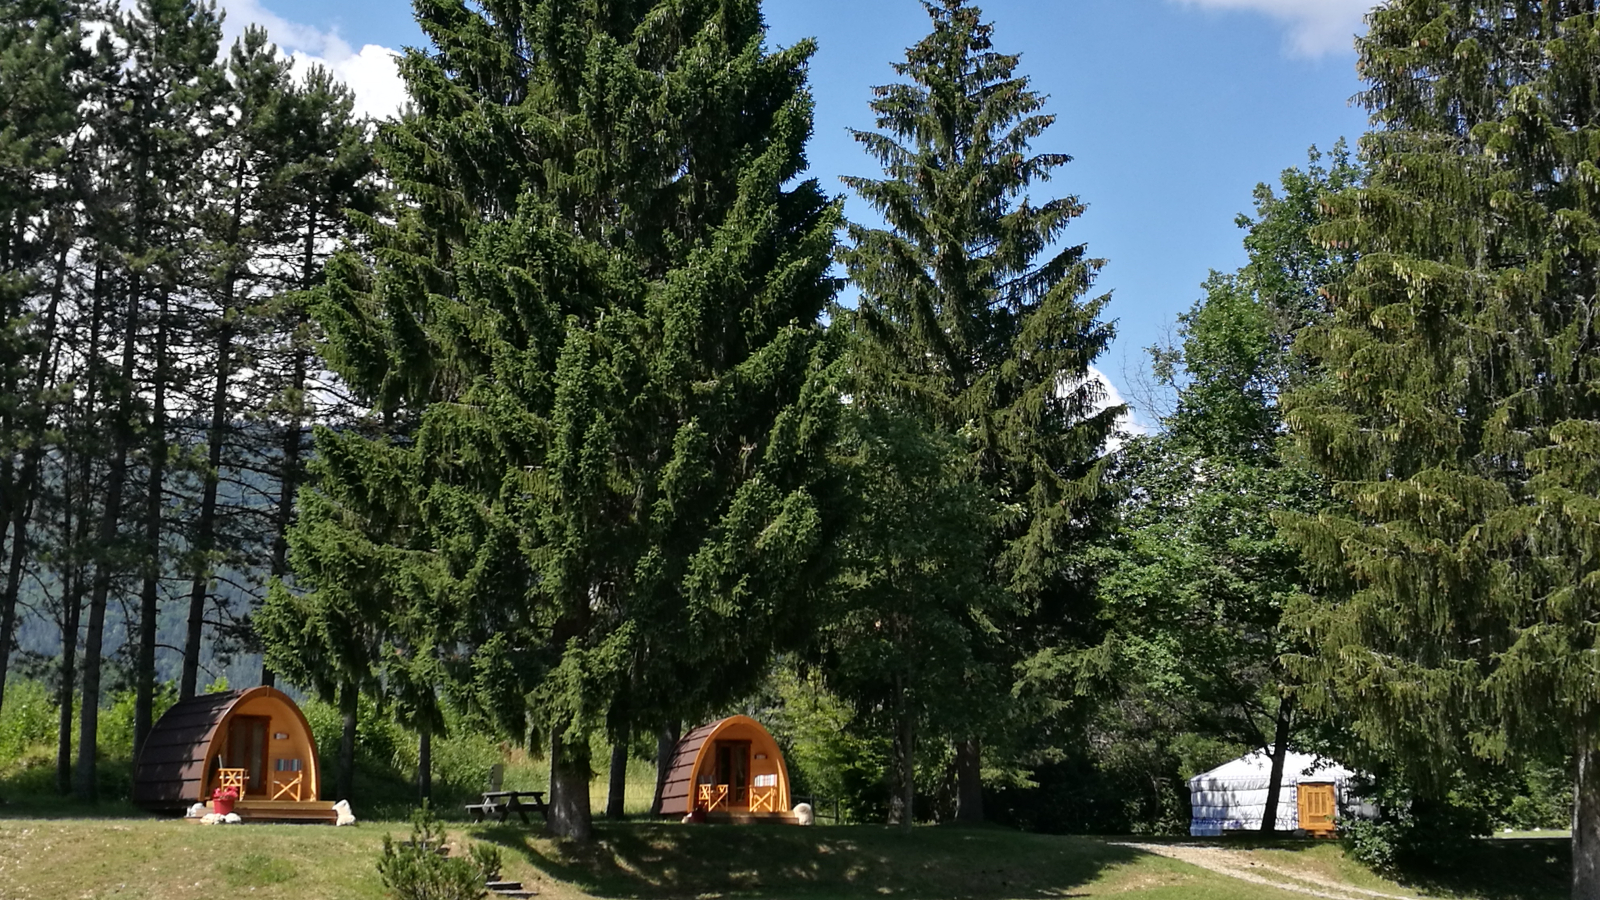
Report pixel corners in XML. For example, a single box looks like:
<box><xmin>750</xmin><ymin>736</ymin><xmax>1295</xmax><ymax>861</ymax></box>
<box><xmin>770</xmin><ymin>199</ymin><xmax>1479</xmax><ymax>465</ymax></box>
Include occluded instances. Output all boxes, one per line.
<box><xmin>377</xmin><ymin>801</ymin><xmax>497</xmax><ymax>900</ymax></box>
<box><xmin>1341</xmin><ymin>817</ymin><xmax>1401</xmax><ymax>872</ymax></box>
<box><xmin>430</xmin><ymin>724</ymin><xmax>504</xmax><ymax>798</ymax></box>
<box><xmin>96</xmin><ymin>684</ymin><xmax>177</xmax><ymax>763</ymax></box>
<box><xmin>0</xmin><ymin>679</ymin><xmax>58</xmax><ymax>766</ymax></box>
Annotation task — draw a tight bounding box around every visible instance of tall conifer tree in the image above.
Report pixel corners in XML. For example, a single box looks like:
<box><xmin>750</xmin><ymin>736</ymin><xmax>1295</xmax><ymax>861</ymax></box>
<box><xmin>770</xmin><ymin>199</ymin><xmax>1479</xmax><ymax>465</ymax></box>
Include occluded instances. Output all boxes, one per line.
<box><xmin>0</xmin><ymin>0</ymin><xmax>86</xmax><ymax>718</ymax></box>
<box><xmin>268</xmin><ymin>0</ymin><xmax>841</xmax><ymax>840</ymax></box>
<box><xmin>838</xmin><ymin>0</ymin><xmax>1120</xmax><ymax>823</ymax></box>
<box><xmin>1281</xmin><ymin>2</ymin><xmax>1600</xmax><ymax>893</ymax></box>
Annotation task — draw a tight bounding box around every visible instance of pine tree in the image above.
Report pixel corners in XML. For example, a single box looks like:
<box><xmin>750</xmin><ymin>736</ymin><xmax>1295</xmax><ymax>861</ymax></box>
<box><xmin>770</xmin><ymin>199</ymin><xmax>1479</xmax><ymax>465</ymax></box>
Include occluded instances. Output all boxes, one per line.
<box><xmin>269</xmin><ymin>0</ymin><xmax>842</xmax><ymax>841</ymax></box>
<box><xmin>1279</xmin><ymin>3</ymin><xmax>1600</xmax><ymax>893</ymax></box>
<box><xmin>838</xmin><ymin>0</ymin><xmax>1120</xmax><ymax>823</ymax></box>
<box><xmin>0</xmin><ymin>0</ymin><xmax>87</xmax><ymax>718</ymax></box>
<box><xmin>177</xmin><ymin>26</ymin><xmax>296</xmax><ymax>701</ymax></box>
<box><xmin>120</xmin><ymin>0</ymin><xmax>223</xmax><ymax>767</ymax></box>
<box><xmin>70</xmin><ymin>0</ymin><xmax>221</xmax><ymax>798</ymax></box>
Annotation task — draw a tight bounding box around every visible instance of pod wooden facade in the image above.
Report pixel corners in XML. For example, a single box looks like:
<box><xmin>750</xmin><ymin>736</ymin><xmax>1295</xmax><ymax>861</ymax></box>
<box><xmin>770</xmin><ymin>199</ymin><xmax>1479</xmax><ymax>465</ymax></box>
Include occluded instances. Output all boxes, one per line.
<box><xmin>133</xmin><ymin>686</ymin><xmax>336</xmax><ymax>822</ymax></box>
<box><xmin>659</xmin><ymin>715</ymin><xmax>795</xmax><ymax>822</ymax></box>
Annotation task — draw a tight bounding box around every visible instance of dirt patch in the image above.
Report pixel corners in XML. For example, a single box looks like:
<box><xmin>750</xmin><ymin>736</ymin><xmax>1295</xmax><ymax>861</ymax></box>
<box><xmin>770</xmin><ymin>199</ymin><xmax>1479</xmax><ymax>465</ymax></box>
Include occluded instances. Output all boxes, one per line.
<box><xmin>1112</xmin><ymin>843</ymin><xmax>1425</xmax><ymax>900</ymax></box>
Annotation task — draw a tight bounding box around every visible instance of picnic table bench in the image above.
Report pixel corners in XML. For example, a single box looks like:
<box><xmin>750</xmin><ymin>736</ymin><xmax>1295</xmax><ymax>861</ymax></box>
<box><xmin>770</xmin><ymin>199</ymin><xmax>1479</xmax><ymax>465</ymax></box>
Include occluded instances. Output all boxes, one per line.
<box><xmin>466</xmin><ymin>790</ymin><xmax>547</xmax><ymax>825</ymax></box>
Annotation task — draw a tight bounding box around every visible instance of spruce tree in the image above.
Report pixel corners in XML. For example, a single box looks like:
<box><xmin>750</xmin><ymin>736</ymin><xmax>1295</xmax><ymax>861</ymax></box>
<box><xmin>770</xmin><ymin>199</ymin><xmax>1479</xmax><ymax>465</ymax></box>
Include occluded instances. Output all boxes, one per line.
<box><xmin>838</xmin><ymin>0</ymin><xmax>1120</xmax><ymax>822</ymax></box>
<box><xmin>1279</xmin><ymin>3</ymin><xmax>1600</xmax><ymax>893</ymax></box>
<box><xmin>271</xmin><ymin>0</ymin><xmax>841</xmax><ymax>840</ymax></box>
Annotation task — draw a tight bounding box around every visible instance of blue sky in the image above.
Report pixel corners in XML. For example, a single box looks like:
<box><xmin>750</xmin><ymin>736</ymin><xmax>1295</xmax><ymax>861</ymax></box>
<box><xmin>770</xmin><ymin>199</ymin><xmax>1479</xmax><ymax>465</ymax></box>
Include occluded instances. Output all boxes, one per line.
<box><xmin>219</xmin><ymin>0</ymin><xmax>1372</xmax><ymax>427</ymax></box>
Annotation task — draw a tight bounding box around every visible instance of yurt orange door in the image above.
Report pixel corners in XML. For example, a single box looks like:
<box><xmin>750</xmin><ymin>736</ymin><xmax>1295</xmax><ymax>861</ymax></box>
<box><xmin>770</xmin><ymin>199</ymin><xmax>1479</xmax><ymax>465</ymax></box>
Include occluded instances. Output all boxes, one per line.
<box><xmin>1297</xmin><ymin>782</ymin><xmax>1337</xmax><ymax>835</ymax></box>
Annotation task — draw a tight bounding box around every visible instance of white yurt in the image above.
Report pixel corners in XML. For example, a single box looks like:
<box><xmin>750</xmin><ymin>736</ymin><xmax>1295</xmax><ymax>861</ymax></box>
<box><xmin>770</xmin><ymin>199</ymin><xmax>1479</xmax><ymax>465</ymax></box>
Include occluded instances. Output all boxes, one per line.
<box><xmin>1188</xmin><ymin>748</ymin><xmax>1357</xmax><ymax>836</ymax></box>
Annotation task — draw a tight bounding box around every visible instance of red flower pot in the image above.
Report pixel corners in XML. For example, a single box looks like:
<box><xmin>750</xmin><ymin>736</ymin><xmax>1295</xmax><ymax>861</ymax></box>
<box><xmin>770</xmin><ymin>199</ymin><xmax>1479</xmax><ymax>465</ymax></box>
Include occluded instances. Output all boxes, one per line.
<box><xmin>212</xmin><ymin>787</ymin><xmax>237</xmax><ymax>816</ymax></box>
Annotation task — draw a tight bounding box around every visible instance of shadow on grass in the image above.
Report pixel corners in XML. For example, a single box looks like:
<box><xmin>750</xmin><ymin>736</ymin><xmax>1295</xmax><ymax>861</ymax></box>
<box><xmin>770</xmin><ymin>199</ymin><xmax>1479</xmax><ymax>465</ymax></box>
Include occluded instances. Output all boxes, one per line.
<box><xmin>0</xmin><ymin>792</ymin><xmax>150</xmax><ymax>819</ymax></box>
<box><xmin>1385</xmin><ymin>837</ymin><xmax>1569</xmax><ymax>900</ymax></box>
<box><xmin>475</xmin><ymin>821</ymin><xmax>1144</xmax><ymax>900</ymax></box>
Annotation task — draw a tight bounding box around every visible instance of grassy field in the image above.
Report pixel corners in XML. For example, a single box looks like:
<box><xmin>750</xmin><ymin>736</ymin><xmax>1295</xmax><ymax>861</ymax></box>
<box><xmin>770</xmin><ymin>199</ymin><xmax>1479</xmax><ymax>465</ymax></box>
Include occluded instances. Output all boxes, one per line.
<box><xmin>0</xmin><ymin>813</ymin><xmax>1572</xmax><ymax>900</ymax></box>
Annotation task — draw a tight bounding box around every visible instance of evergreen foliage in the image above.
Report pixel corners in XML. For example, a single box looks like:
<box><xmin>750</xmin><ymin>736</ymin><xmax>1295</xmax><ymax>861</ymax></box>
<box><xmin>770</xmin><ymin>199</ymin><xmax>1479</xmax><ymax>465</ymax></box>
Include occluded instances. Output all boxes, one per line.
<box><xmin>1279</xmin><ymin>2</ymin><xmax>1600</xmax><ymax>893</ymax></box>
<box><xmin>271</xmin><ymin>0</ymin><xmax>843</xmax><ymax>840</ymax></box>
<box><xmin>377</xmin><ymin>801</ymin><xmax>501</xmax><ymax>900</ymax></box>
<box><xmin>0</xmin><ymin>0</ymin><xmax>378</xmax><ymax>801</ymax></box>
<box><xmin>837</xmin><ymin>0</ymin><xmax>1120</xmax><ymax>823</ymax></box>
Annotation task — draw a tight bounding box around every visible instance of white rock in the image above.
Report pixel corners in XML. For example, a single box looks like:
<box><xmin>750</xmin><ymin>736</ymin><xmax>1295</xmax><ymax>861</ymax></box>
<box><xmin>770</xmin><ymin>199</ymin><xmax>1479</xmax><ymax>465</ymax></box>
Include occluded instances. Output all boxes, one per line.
<box><xmin>224</xmin><ymin>813</ymin><xmax>242</xmax><ymax>824</ymax></box>
<box><xmin>201</xmin><ymin>813</ymin><xmax>224</xmax><ymax>825</ymax></box>
<box><xmin>333</xmin><ymin>799</ymin><xmax>356</xmax><ymax>826</ymax></box>
<box><xmin>794</xmin><ymin>803</ymin><xmax>814</xmax><ymax>826</ymax></box>
<box><xmin>186</xmin><ymin>803</ymin><xmax>206</xmax><ymax>818</ymax></box>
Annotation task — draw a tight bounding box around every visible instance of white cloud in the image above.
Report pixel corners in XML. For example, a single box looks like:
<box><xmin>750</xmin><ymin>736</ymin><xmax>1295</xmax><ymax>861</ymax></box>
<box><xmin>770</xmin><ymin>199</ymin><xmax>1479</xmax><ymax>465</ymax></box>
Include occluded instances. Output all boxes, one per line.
<box><xmin>217</xmin><ymin>0</ymin><xmax>407</xmax><ymax>120</ymax></box>
<box><xmin>1172</xmin><ymin>0</ymin><xmax>1372</xmax><ymax>57</ymax></box>
<box><xmin>1087</xmin><ymin>365</ymin><xmax>1150</xmax><ymax>454</ymax></box>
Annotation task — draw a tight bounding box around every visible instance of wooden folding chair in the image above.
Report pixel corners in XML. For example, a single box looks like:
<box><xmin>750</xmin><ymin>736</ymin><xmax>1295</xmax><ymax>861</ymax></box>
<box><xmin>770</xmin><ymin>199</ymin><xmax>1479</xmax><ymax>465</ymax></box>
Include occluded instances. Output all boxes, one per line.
<box><xmin>271</xmin><ymin>759</ymin><xmax>304</xmax><ymax>801</ymax></box>
<box><xmin>748</xmin><ymin>786</ymin><xmax>777</xmax><ymax>812</ymax></box>
<box><xmin>697</xmin><ymin>783</ymin><xmax>729</xmax><ymax>811</ymax></box>
<box><xmin>217</xmin><ymin>767</ymin><xmax>248</xmax><ymax>800</ymax></box>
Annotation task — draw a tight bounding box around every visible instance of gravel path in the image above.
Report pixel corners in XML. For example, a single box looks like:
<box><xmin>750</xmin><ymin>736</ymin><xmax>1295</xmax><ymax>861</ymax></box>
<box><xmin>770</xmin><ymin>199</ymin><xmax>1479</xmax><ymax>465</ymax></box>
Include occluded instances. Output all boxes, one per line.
<box><xmin>1111</xmin><ymin>842</ymin><xmax>1426</xmax><ymax>900</ymax></box>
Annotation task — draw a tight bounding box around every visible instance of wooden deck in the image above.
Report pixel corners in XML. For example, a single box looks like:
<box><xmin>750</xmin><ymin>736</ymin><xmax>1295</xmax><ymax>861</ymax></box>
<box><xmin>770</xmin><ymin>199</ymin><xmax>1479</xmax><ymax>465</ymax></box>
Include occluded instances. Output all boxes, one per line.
<box><xmin>703</xmin><ymin>810</ymin><xmax>800</xmax><ymax>825</ymax></box>
<box><xmin>230</xmin><ymin>799</ymin><xmax>339</xmax><ymax>823</ymax></box>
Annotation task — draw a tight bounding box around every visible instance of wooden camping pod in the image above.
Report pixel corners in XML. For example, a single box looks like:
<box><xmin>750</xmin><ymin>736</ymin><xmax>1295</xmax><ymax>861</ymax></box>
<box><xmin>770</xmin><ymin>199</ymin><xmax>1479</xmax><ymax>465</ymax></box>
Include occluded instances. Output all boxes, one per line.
<box><xmin>659</xmin><ymin>715</ymin><xmax>791</xmax><ymax>817</ymax></box>
<box><xmin>133</xmin><ymin>686</ymin><xmax>320</xmax><ymax>811</ymax></box>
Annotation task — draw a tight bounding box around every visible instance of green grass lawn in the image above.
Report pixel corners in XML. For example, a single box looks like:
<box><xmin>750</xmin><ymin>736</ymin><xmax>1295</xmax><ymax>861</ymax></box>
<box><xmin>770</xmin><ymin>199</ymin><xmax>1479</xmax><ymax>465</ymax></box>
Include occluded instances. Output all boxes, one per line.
<box><xmin>0</xmin><ymin>813</ymin><xmax>1571</xmax><ymax>900</ymax></box>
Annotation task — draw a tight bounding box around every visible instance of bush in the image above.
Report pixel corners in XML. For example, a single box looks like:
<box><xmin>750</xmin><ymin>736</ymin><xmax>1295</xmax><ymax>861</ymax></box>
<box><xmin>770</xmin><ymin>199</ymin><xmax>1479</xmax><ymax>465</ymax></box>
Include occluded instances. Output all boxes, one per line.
<box><xmin>756</xmin><ymin>666</ymin><xmax>891</xmax><ymax>823</ymax></box>
<box><xmin>377</xmin><ymin>801</ymin><xmax>499</xmax><ymax>900</ymax></box>
<box><xmin>1341</xmin><ymin>817</ymin><xmax>1402</xmax><ymax>872</ymax></box>
<box><xmin>0</xmin><ymin>679</ymin><xmax>58</xmax><ymax>767</ymax></box>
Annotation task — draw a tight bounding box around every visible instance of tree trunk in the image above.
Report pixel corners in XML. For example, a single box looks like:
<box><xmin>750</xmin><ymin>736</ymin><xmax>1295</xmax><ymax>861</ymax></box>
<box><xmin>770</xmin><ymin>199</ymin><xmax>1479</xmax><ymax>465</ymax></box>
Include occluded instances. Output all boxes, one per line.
<box><xmin>889</xmin><ymin>680</ymin><xmax>915</xmax><ymax>830</ymax></box>
<box><xmin>0</xmin><ymin>484</ymin><xmax>29</xmax><ymax>716</ymax></box>
<box><xmin>55</xmin><ymin>569</ymin><xmax>84</xmax><ymax>795</ymax></box>
<box><xmin>606</xmin><ymin>727</ymin><xmax>629</xmax><ymax>820</ymax></box>
<box><xmin>134</xmin><ymin>289</ymin><xmax>171</xmax><ymax>759</ymax></box>
<box><xmin>0</xmin><ymin>237</ymin><xmax>68</xmax><ymax>717</ymax></box>
<box><xmin>1574</xmin><ymin>733</ymin><xmax>1600</xmax><ymax>900</ymax></box>
<box><xmin>59</xmin><ymin>262</ymin><xmax>101</xmax><ymax>796</ymax></box>
<box><xmin>418</xmin><ymin>724</ymin><xmax>432</xmax><ymax>802</ymax></box>
<box><xmin>548</xmin><ymin>722</ymin><xmax>594</xmax><ymax>841</ymax></box>
<box><xmin>181</xmin><ymin>319</ymin><xmax>232</xmax><ymax>700</ymax></box>
<box><xmin>78</xmin><ymin>270</ymin><xmax>139</xmax><ymax>802</ymax></box>
<box><xmin>1260</xmin><ymin>695</ymin><xmax>1295</xmax><ymax>834</ymax></box>
<box><xmin>338</xmin><ymin>683</ymin><xmax>357</xmax><ymax>801</ymax></box>
<box><xmin>954</xmin><ymin>737</ymin><xmax>984</xmax><ymax>824</ymax></box>
<box><xmin>652</xmin><ymin>719</ymin><xmax>680</xmax><ymax>816</ymax></box>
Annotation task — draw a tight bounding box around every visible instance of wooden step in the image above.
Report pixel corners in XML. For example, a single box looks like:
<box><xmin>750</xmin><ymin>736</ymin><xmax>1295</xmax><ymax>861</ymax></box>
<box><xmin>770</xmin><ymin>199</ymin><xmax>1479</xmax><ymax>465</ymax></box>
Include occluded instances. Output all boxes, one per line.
<box><xmin>232</xmin><ymin>800</ymin><xmax>339</xmax><ymax>823</ymax></box>
<box><xmin>486</xmin><ymin>880</ymin><xmax>537</xmax><ymax>897</ymax></box>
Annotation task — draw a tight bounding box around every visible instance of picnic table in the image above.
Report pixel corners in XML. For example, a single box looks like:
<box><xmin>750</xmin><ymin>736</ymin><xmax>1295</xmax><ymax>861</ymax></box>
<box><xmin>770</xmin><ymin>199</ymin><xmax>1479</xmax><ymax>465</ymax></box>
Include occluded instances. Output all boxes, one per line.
<box><xmin>466</xmin><ymin>790</ymin><xmax>548</xmax><ymax>825</ymax></box>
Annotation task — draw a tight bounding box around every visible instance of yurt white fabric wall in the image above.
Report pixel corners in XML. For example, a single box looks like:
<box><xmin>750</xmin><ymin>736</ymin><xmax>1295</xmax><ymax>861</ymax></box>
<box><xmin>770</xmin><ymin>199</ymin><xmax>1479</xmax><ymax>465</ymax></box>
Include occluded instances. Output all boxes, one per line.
<box><xmin>1188</xmin><ymin>749</ymin><xmax>1355</xmax><ymax>836</ymax></box>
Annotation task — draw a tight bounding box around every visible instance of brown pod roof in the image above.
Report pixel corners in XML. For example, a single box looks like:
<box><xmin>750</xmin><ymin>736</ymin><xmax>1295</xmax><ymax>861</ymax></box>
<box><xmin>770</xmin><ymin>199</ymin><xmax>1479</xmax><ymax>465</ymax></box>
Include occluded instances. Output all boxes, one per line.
<box><xmin>658</xmin><ymin>719</ymin><xmax>723</xmax><ymax>816</ymax></box>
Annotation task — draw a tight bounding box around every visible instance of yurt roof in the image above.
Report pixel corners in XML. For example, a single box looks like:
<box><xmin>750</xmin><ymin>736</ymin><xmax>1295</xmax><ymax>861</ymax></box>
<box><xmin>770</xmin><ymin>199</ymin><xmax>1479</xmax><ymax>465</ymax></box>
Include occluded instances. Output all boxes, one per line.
<box><xmin>1188</xmin><ymin>749</ymin><xmax>1354</xmax><ymax>791</ymax></box>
